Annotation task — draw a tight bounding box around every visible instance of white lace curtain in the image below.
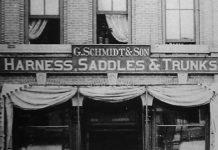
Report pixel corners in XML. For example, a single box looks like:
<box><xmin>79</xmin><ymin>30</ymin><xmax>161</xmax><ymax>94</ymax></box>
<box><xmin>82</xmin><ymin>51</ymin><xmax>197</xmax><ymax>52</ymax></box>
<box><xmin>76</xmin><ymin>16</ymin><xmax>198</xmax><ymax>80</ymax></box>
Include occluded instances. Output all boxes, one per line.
<box><xmin>29</xmin><ymin>19</ymin><xmax>47</xmax><ymax>40</ymax></box>
<box><xmin>106</xmin><ymin>15</ymin><xmax>128</xmax><ymax>43</ymax></box>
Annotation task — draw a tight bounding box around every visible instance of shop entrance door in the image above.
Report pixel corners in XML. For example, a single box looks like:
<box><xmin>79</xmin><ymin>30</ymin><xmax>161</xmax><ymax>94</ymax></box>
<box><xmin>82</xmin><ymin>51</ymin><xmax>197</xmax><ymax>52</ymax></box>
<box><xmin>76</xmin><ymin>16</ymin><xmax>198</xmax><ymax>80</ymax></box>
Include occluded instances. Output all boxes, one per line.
<box><xmin>88</xmin><ymin>130</ymin><xmax>138</xmax><ymax>150</ymax></box>
<box><xmin>83</xmin><ymin>98</ymin><xmax>142</xmax><ymax>150</ymax></box>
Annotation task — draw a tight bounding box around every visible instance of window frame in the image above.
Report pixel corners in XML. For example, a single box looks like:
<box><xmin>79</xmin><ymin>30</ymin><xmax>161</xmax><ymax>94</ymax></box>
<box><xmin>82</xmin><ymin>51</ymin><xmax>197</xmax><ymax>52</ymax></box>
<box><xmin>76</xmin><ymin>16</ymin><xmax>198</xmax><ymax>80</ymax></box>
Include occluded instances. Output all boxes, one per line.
<box><xmin>25</xmin><ymin>0</ymin><xmax>64</xmax><ymax>44</ymax></box>
<box><xmin>13</xmin><ymin>101</ymin><xmax>73</xmax><ymax>150</ymax></box>
<box><xmin>94</xmin><ymin>0</ymin><xmax>132</xmax><ymax>44</ymax></box>
<box><xmin>150</xmin><ymin>102</ymin><xmax>210</xmax><ymax>150</ymax></box>
<box><xmin>163</xmin><ymin>0</ymin><xmax>199</xmax><ymax>44</ymax></box>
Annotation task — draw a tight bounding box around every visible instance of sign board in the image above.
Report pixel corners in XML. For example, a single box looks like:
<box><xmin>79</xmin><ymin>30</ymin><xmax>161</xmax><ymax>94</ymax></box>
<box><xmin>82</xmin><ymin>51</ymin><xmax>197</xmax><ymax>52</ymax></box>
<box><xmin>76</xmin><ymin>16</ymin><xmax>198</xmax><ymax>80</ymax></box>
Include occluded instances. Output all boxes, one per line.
<box><xmin>0</xmin><ymin>45</ymin><xmax>217</xmax><ymax>73</ymax></box>
<box><xmin>1</xmin><ymin>57</ymin><xmax>218</xmax><ymax>73</ymax></box>
<box><xmin>72</xmin><ymin>45</ymin><xmax>150</xmax><ymax>57</ymax></box>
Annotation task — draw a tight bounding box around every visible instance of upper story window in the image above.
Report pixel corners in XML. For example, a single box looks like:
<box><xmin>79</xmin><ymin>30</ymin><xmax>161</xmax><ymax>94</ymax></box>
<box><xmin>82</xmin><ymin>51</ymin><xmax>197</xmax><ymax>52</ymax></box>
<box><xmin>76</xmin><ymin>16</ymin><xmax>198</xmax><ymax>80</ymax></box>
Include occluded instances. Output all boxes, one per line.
<box><xmin>165</xmin><ymin>0</ymin><xmax>196</xmax><ymax>44</ymax></box>
<box><xmin>97</xmin><ymin>0</ymin><xmax>129</xmax><ymax>44</ymax></box>
<box><xmin>27</xmin><ymin>0</ymin><xmax>62</xmax><ymax>44</ymax></box>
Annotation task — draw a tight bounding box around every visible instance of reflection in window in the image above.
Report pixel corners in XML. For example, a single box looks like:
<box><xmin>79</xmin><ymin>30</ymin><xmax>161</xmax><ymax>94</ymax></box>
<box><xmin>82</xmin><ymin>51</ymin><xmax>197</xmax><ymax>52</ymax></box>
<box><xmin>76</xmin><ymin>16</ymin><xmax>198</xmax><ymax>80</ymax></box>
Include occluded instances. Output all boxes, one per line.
<box><xmin>165</xmin><ymin>0</ymin><xmax>195</xmax><ymax>43</ymax></box>
<box><xmin>153</xmin><ymin>101</ymin><xmax>209</xmax><ymax>150</ymax></box>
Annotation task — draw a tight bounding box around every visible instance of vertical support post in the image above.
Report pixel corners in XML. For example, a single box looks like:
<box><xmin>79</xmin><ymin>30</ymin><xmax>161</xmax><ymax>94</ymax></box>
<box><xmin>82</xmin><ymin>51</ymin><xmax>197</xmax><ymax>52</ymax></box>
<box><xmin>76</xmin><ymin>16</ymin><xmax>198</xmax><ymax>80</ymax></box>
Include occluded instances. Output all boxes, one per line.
<box><xmin>151</xmin><ymin>108</ymin><xmax>156</xmax><ymax>150</ymax></box>
<box><xmin>145</xmin><ymin>91</ymin><xmax>149</xmax><ymax>150</ymax></box>
<box><xmin>69</xmin><ymin>96</ymin><xmax>74</xmax><ymax>150</ymax></box>
<box><xmin>142</xmin><ymin>98</ymin><xmax>145</xmax><ymax>150</ymax></box>
<box><xmin>76</xmin><ymin>92</ymin><xmax>81</xmax><ymax>150</ymax></box>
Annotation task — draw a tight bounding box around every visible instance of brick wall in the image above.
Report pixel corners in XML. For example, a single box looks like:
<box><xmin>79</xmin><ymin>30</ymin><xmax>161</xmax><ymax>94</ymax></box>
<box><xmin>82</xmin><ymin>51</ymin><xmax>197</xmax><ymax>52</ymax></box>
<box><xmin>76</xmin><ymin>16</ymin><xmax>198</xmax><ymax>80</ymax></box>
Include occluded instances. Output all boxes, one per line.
<box><xmin>132</xmin><ymin>0</ymin><xmax>163</xmax><ymax>45</ymax></box>
<box><xmin>0</xmin><ymin>0</ymin><xmax>218</xmax><ymax>46</ymax></box>
<box><xmin>65</xmin><ymin>0</ymin><xmax>93</xmax><ymax>44</ymax></box>
<box><xmin>212</xmin><ymin>0</ymin><xmax>218</xmax><ymax>50</ymax></box>
<box><xmin>2</xmin><ymin>0</ymin><xmax>24</xmax><ymax>44</ymax></box>
<box><xmin>199</xmin><ymin>0</ymin><xmax>213</xmax><ymax>46</ymax></box>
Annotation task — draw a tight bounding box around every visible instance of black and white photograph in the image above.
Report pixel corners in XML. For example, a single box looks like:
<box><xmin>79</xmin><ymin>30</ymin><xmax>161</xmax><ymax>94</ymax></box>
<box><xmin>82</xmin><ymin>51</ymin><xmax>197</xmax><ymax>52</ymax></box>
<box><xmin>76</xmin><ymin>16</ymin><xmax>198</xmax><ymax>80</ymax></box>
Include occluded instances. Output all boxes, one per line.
<box><xmin>0</xmin><ymin>0</ymin><xmax>218</xmax><ymax>150</ymax></box>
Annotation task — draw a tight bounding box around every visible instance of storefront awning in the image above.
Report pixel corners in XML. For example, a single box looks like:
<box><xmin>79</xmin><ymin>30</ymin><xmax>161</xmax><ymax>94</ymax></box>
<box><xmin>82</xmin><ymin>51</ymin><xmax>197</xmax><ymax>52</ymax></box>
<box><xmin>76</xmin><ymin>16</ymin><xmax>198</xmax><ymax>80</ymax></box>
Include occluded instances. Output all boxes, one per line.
<box><xmin>0</xmin><ymin>83</ymin><xmax>218</xmax><ymax>150</ymax></box>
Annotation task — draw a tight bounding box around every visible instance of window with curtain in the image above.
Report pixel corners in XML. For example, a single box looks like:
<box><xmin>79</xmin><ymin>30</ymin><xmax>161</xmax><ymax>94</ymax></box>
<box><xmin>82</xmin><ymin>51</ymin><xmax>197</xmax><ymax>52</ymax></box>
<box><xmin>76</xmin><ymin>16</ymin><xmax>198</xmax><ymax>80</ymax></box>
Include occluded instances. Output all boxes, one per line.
<box><xmin>152</xmin><ymin>100</ymin><xmax>210</xmax><ymax>150</ymax></box>
<box><xmin>165</xmin><ymin>0</ymin><xmax>196</xmax><ymax>44</ymax></box>
<box><xmin>28</xmin><ymin>0</ymin><xmax>62</xmax><ymax>44</ymax></box>
<box><xmin>97</xmin><ymin>0</ymin><xmax>129</xmax><ymax>44</ymax></box>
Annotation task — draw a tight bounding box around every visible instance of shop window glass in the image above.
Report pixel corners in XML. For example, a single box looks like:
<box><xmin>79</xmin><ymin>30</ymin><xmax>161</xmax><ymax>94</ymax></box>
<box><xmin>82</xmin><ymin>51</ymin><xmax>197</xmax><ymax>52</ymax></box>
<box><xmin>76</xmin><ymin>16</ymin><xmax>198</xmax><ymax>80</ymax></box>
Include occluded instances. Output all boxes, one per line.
<box><xmin>165</xmin><ymin>0</ymin><xmax>195</xmax><ymax>44</ymax></box>
<box><xmin>97</xmin><ymin>0</ymin><xmax>129</xmax><ymax>44</ymax></box>
<box><xmin>153</xmin><ymin>101</ymin><xmax>209</xmax><ymax>150</ymax></box>
<box><xmin>28</xmin><ymin>0</ymin><xmax>61</xmax><ymax>44</ymax></box>
<box><xmin>13</xmin><ymin>102</ymin><xmax>72</xmax><ymax>150</ymax></box>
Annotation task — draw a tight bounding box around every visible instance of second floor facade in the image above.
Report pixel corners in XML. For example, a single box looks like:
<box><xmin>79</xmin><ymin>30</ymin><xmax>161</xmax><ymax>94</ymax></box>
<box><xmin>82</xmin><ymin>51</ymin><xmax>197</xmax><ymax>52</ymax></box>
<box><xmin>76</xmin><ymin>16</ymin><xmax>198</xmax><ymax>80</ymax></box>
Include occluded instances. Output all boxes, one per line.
<box><xmin>0</xmin><ymin>0</ymin><xmax>217</xmax><ymax>53</ymax></box>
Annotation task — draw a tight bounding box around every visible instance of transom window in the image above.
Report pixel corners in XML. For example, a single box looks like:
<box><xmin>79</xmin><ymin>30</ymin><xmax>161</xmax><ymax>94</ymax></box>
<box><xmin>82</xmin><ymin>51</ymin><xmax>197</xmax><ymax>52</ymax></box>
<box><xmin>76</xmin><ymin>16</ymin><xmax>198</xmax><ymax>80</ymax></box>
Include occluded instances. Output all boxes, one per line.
<box><xmin>96</xmin><ymin>0</ymin><xmax>129</xmax><ymax>44</ymax></box>
<box><xmin>165</xmin><ymin>0</ymin><xmax>196</xmax><ymax>44</ymax></box>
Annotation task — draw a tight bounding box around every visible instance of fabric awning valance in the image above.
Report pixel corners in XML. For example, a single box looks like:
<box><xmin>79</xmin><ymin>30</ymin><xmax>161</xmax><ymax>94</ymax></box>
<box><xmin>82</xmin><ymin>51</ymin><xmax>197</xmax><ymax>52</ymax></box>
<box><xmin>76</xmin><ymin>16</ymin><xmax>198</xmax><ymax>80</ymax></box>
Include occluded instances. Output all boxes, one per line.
<box><xmin>79</xmin><ymin>86</ymin><xmax>146</xmax><ymax>102</ymax></box>
<box><xmin>147</xmin><ymin>84</ymin><xmax>214</xmax><ymax>106</ymax></box>
<box><xmin>0</xmin><ymin>83</ymin><xmax>218</xmax><ymax>150</ymax></box>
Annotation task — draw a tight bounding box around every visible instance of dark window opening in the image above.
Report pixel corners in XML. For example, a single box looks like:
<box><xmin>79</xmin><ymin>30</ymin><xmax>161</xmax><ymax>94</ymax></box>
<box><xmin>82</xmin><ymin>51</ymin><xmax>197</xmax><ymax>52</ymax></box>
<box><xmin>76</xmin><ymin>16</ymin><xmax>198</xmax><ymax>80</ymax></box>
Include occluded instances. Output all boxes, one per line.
<box><xmin>13</xmin><ymin>101</ymin><xmax>72</xmax><ymax>150</ymax></box>
<box><xmin>151</xmin><ymin>100</ymin><xmax>209</xmax><ymax>150</ymax></box>
<box><xmin>97</xmin><ymin>14</ymin><xmax>127</xmax><ymax>44</ymax></box>
<box><xmin>27</xmin><ymin>0</ymin><xmax>61</xmax><ymax>44</ymax></box>
<box><xmin>29</xmin><ymin>19</ymin><xmax>60</xmax><ymax>44</ymax></box>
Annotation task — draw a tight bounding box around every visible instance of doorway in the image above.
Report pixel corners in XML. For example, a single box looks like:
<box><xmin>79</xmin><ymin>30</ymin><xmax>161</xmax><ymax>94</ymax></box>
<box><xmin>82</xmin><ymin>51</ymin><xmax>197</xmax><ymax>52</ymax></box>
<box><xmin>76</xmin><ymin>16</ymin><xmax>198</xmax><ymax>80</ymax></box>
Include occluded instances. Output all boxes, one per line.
<box><xmin>89</xmin><ymin>131</ymin><xmax>138</xmax><ymax>150</ymax></box>
<box><xmin>83</xmin><ymin>98</ymin><xmax>142</xmax><ymax>150</ymax></box>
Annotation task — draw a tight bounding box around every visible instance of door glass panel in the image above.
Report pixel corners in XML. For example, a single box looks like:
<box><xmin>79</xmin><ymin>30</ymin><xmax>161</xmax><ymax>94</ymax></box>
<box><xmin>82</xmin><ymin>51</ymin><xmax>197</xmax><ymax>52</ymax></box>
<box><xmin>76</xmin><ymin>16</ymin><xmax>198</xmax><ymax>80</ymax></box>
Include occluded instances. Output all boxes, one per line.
<box><xmin>30</xmin><ymin>0</ymin><xmax>44</xmax><ymax>15</ymax></box>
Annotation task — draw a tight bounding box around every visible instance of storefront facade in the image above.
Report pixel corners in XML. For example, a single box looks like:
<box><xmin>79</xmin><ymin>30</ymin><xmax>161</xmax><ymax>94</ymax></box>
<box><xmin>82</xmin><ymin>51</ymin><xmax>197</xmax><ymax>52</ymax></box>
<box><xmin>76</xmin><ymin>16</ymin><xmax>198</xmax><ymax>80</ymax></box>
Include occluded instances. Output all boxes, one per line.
<box><xmin>1</xmin><ymin>0</ymin><xmax>218</xmax><ymax>150</ymax></box>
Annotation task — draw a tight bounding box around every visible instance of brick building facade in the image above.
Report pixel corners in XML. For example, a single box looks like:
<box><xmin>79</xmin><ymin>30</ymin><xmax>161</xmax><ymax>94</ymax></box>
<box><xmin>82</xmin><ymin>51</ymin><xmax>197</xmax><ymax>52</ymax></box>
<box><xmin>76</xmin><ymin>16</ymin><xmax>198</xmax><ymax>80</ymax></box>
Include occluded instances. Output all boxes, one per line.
<box><xmin>0</xmin><ymin>0</ymin><xmax>218</xmax><ymax>150</ymax></box>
